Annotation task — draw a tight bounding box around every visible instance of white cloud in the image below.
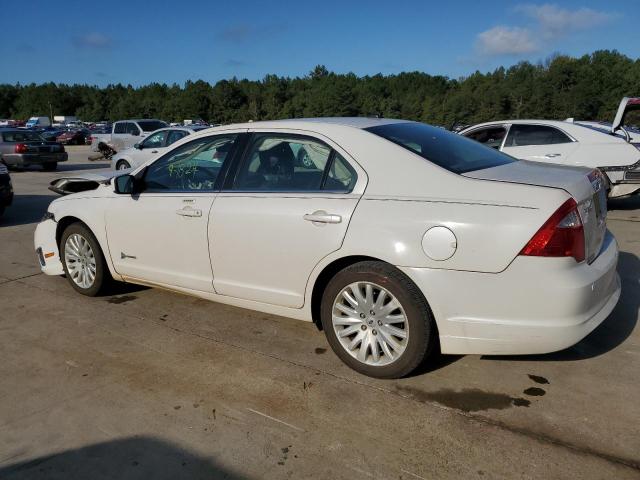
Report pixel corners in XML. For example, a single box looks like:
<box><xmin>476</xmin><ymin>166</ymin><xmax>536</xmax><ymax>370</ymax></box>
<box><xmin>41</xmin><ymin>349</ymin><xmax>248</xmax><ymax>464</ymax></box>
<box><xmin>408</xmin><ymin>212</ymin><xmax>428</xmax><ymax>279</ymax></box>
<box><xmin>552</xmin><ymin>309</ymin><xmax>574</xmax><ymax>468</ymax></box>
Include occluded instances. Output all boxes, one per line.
<box><xmin>72</xmin><ymin>32</ymin><xmax>112</xmax><ymax>49</ymax></box>
<box><xmin>516</xmin><ymin>4</ymin><xmax>616</xmax><ymax>39</ymax></box>
<box><xmin>476</xmin><ymin>26</ymin><xmax>538</xmax><ymax>56</ymax></box>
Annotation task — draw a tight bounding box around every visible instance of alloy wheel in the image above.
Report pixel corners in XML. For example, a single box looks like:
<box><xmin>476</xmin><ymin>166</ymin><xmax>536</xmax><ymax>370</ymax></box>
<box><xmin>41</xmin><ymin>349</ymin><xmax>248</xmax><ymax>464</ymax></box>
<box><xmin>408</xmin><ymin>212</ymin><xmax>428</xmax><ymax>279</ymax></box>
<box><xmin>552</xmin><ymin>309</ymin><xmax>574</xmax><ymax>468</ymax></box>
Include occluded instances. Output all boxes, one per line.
<box><xmin>64</xmin><ymin>233</ymin><xmax>97</xmax><ymax>289</ymax></box>
<box><xmin>332</xmin><ymin>282</ymin><xmax>409</xmax><ymax>366</ymax></box>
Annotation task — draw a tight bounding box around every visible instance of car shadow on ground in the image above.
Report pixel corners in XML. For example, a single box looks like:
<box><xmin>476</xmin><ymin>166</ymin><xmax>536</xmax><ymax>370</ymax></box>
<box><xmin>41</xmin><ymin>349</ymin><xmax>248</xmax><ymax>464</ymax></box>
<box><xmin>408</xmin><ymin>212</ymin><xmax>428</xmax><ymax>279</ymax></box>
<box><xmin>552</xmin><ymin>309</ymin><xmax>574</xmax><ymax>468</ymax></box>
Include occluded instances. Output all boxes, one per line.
<box><xmin>0</xmin><ymin>436</ymin><xmax>245</xmax><ymax>480</ymax></box>
<box><xmin>0</xmin><ymin>194</ymin><xmax>57</xmax><ymax>227</ymax></box>
<box><xmin>482</xmin><ymin>251</ymin><xmax>640</xmax><ymax>363</ymax></box>
<box><xmin>608</xmin><ymin>194</ymin><xmax>640</xmax><ymax>211</ymax></box>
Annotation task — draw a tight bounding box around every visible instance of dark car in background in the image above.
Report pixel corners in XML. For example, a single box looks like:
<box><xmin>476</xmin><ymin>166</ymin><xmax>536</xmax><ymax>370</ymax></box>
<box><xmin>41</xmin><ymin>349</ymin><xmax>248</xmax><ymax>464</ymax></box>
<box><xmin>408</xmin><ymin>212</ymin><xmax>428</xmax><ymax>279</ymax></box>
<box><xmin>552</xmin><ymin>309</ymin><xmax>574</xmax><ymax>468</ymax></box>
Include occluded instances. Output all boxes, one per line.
<box><xmin>0</xmin><ymin>159</ymin><xmax>13</xmax><ymax>216</ymax></box>
<box><xmin>34</xmin><ymin>127</ymin><xmax>65</xmax><ymax>142</ymax></box>
<box><xmin>0</xmin><ymin>129</ymin><xmax>68</xmax><ymax>171</ymax></box>
<box><xmin>57</xmin><ymin>128</ymin><xmax>90</xmax><ymax>145</ymax></box>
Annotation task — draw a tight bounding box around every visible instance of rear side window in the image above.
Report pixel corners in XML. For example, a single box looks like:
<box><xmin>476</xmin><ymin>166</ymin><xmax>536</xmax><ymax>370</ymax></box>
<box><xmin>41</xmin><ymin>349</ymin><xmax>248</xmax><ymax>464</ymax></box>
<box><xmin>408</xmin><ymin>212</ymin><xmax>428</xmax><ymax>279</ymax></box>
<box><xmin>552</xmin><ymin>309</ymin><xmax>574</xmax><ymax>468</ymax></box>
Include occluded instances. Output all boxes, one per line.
<box><xmin>233</xmin><ymin>134</ymin><xmax>356</xmax><ymax>192</ymax></box>
<box><xmin>464</xmin><ymin>126</ymin><xmax>507</xmax><ymax>150</ymax></box>
<box><xmin>2</xmin><ymin>131</ymin><xmax>43</xmax><ymax>142</ymax></box>
<box><xmin>138</xmin><ymin>120</ymin><xmax>169</xmax><ymax>132</ymax></box>
<box><xmin>167</xmin><ymin>130</ymin><xmax>189</xmax><ymax>145</ymax></box>
<box><xmin>366</xmin><ymin>122</ymin><xmax>515</xmax><ymax>174</ymax></box>
<box><xmin>505</xmin><ymin>124</ymin><xmax>572</xmax><ymax>147</ymax></box>
<box><xmin>113</xmin><ymin>122</ymin><xmax>126</xmax><ymax>134</ymax></box>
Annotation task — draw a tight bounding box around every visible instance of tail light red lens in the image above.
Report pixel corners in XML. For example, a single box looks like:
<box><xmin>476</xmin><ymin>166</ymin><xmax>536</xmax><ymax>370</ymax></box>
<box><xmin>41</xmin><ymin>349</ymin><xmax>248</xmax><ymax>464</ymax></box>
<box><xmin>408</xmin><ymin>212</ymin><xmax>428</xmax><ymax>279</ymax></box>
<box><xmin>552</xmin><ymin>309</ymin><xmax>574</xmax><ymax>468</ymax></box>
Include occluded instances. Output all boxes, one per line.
<box><xmin>14</xmin><ymin>143</ymin><xmax>28</xmax><ymax>153</ymax></box>
<box><xmin>520</xmin><ymin>198</ymin><xmax>585</xmax><ymax>262</ymax></box>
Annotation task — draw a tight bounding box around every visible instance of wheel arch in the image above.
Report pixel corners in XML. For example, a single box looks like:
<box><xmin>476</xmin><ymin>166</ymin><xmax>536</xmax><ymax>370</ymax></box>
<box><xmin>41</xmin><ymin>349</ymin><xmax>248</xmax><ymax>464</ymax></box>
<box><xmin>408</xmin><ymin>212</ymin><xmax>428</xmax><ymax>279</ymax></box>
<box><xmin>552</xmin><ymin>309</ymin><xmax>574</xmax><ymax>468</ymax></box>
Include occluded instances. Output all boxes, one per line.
<box><xmin>55</xmin><ymin>214</ymin><xmax>119</xmax><ymax>279</ymax></box>
<box><xmin>309</xmin><ymin>255</ymin><xmax>388</xmax><ymax>330</ymax></box>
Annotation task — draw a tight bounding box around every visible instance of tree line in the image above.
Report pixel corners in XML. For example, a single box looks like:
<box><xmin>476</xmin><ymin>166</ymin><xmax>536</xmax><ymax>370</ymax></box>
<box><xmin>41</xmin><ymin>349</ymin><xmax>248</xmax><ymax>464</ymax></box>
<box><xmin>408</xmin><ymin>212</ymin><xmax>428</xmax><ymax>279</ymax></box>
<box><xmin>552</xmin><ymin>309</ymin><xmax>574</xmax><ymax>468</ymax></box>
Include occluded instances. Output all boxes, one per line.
<box><xmin>0</xmin><ymin>50</ymin><xmax>638</xmax><ymax>127</ymax></box>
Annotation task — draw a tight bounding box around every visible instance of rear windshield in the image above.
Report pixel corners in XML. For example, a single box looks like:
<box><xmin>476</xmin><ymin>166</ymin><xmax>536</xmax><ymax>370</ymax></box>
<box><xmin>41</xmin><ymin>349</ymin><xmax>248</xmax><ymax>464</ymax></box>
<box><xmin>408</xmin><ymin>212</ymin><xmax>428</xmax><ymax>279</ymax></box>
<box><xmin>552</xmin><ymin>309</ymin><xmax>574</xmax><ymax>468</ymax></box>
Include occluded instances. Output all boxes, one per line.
<box><xmin>2</xmin><ymin>131</ymin><xmax>44</xmax><ymax>142</ymax></box>
<box><xmin>138</xmin><ymin>120</ymin><xmax>168</xmax><ymax>132</ymax></box>
<box><xmin>366</xmin><ymin>122</ymin><xmax>515</xmax><ymax>174</ymax></box>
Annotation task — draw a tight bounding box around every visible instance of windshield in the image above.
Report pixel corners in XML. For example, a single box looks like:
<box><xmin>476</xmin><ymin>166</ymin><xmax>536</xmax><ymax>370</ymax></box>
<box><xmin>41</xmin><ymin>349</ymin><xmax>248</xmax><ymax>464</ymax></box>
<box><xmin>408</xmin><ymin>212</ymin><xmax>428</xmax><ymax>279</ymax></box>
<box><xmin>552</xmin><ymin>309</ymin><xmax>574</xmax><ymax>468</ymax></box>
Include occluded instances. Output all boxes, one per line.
<box><xmin>2</xmin><ymin>131</ymin><xmax>45</xmax><ymax>142</ymax></box>
<box><xmin>366</xmin><ymin>122</ymin><xmax>516</xmax><ymax>174</ymax></box>
<box><xmin>138</xmin><ymin>120</ymin><xmax>168</xmax><ymax>132</ymax></box>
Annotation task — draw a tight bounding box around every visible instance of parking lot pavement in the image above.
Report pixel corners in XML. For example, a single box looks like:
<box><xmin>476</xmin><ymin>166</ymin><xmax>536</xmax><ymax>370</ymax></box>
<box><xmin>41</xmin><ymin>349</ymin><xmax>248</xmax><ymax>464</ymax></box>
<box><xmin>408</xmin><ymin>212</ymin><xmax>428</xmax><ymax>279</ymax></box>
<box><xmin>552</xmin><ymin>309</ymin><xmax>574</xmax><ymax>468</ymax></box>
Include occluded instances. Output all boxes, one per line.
<box><xmin>1</xmin><ymin>147</ymin><xmax>639</xmax><ymax>479</ymax></box>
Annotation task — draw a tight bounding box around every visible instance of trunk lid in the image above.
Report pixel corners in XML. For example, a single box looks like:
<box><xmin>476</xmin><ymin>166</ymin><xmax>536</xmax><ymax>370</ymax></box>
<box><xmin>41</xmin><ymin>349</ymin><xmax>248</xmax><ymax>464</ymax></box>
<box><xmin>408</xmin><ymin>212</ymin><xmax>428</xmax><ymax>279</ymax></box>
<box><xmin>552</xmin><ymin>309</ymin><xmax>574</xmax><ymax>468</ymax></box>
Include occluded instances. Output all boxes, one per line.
<box><xmin>464</xmin><ymin>160</ymin><xmax>608</xmax><ymax>264</ymax></box>
<box><xmin>611</xmin><ymin>97</ymin><xmax>640</xmax><ymax>136</ymax></box>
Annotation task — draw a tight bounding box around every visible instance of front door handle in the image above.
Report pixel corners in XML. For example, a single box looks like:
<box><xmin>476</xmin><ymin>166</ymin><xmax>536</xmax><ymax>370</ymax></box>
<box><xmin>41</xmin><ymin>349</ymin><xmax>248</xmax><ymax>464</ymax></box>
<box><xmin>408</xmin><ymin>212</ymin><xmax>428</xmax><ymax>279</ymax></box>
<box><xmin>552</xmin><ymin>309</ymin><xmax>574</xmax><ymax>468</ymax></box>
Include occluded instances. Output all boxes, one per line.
<box><xmin>303</xmin><ymin>210</ymin><xmax>342</xmax><ymax>225</ymax></box>
<box><xmin>176</xmin><ymin>206</ymin><xmax>202</xmax><ymax>217</ymax></box>
<box><xmin>151</xmin><ymin>150</ymin><xmax>158</xmax><ymax>153</ymax></box>
<box><xmin>545</xmin><ymin>153</ymin><xmax>561</xmax><ymax>158</ymax></box>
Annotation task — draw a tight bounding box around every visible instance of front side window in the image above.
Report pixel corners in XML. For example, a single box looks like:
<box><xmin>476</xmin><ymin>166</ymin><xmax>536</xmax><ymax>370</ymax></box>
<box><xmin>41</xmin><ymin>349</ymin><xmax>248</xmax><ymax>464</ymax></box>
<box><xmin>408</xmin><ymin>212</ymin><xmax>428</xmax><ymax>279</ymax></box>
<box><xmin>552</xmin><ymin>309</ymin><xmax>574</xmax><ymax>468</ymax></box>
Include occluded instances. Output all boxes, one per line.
<box><xmin>166</xmin><ymin>130</ymin><xmax>189</xmax><ymax>146</ymax></box>
<box><xmin>464</xmin><ymin>126</ymin><xmax>507</xmax><ymax>150</ymax></box>
<box><xmin>366</xmin><ymin>122</ymin><xmax>515</xmax><ymax>174</ymax></box>
<box><xmin>143</xmin><ymin>135</ymin><xmax>237</xmax><ymax>192</ymax></box>
<box><xmin>142</xmin><ymin>131</ymin><xmax>167</xmax><ymax>148</ymax></box>
<box><xmin>504</xmin><ymin>124</ymin><xmax>572</xmax><ymax>147</ymax></box>
<box><xmin>234</xmin><ymin>134</ymin><xmax>355</xmax><ymax>192</ymax></box>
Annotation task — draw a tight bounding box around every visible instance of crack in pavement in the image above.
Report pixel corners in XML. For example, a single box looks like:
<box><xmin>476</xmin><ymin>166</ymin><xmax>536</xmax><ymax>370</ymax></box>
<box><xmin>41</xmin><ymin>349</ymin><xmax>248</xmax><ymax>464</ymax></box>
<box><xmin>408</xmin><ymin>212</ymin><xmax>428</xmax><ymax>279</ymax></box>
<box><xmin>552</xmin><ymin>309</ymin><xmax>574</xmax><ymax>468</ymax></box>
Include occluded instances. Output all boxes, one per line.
<box><xmin>151</xmin><ymin>319</ymin><xmax>640</xmax><ymax>473</ymax></box>
<box><xmin>5</xmin><ymin>274</ymin><xmax>640</xmax><ymax>472</ymax></box>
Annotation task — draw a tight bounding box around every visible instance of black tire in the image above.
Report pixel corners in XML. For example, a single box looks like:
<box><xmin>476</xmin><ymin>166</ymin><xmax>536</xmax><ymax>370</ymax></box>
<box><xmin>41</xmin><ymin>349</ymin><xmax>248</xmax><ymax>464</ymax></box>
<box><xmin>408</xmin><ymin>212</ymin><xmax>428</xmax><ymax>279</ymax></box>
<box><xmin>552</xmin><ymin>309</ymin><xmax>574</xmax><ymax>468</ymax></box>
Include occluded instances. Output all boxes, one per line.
<box><xmin>116</xmin><ymin>160</ymin><xmax>131</xmax><ymax>170</ymax></box>
<box><xmin>60</xmin><ymin>223</ymin><xmax>112</xmax><ymax>296</ymax></box>
<box><xmin>42</xmin><ymin>162</ymin><xmax>57</xmax><ymax>171</ymax></box>
<box><xmin>320</xmin><ymin>261</ymin><xmax>436</xmax><ymax>379</ymax></box>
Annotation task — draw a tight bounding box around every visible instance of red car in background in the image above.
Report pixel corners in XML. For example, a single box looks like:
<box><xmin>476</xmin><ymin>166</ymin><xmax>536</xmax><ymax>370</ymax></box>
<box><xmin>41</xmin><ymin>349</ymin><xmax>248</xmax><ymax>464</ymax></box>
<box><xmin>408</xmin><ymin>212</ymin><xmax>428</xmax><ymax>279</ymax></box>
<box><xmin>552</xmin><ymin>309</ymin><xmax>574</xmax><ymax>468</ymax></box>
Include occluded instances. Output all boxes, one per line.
<box><xmin>56</xmin><ymin>129</ymin><xmax>90</xmax><ymax>145</ymax></box>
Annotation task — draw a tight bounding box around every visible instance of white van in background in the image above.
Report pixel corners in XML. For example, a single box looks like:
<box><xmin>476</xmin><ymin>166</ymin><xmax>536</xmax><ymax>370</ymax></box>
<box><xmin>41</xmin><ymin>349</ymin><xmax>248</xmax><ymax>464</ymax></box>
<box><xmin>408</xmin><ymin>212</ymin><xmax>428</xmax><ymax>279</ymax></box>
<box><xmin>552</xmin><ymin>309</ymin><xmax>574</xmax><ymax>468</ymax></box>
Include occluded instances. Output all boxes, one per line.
<box><xmin>26</xmin><ymin>116</ymin><xmax>51</xmax><ymax>128</ymax></box>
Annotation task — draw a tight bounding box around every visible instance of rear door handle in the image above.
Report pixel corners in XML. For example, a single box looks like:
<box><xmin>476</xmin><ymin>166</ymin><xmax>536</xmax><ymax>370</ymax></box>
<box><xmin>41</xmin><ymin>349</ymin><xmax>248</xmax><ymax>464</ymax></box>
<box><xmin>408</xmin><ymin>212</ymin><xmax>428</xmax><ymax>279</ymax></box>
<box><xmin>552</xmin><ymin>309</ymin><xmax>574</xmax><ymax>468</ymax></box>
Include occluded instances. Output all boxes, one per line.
<box><xmin>151</xmin><ymin>150</ymin><xmax>158</xmax><ymax>153</ymax></box>
<box><xmin>303</xmin><ymin>210</ymin><xmax>342</xmax><ymax>224</ymax></box>
<box><xmin>176</xmin><ymin>206</ymin><xmax>202</xmax><ymax>217</ymax></box>
<box><xmin>545</xmin><ymin>153</ymin><xmax>561</xmax><ymax>158</ymax></box>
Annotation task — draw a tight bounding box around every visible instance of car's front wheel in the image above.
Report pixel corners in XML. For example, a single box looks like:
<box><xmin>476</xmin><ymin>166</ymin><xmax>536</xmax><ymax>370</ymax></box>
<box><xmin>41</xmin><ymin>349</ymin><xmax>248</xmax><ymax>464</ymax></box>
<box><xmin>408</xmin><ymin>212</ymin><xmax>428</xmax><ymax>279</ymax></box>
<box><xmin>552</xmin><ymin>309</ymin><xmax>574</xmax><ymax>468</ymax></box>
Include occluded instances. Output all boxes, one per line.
<box><xmin>60</xmin><ymin>223</ymin><xmax>111</xmax><ymax>296</ymax></box>
<box><xmin>320</xmin><ymin>261</ymin><xmax>436</xmax><ymax>378</ymax></box>
<box><xmin>116</xmin><ymin>160</ymin><xmax>131</xmax><ymax>170</ymax></box>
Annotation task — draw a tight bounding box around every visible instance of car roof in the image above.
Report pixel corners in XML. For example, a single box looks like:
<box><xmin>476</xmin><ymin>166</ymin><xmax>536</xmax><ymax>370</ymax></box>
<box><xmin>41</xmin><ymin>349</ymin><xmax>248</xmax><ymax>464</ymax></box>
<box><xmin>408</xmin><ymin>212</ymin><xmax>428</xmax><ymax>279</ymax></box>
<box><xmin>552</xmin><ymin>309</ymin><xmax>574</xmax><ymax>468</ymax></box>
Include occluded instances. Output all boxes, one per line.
<box><xmin>190</xmin><ymin>117</ymin><xmax>411</xmax><ymax>137</ymax></box>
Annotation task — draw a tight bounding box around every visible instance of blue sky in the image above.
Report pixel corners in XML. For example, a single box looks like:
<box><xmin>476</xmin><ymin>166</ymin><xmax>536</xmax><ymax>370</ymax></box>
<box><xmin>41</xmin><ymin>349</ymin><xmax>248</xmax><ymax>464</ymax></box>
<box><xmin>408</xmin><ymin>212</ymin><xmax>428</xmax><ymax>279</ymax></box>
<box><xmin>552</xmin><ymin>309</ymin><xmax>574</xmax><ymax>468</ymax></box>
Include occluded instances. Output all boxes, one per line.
<box><xmin>1</xmin><ymin>0</ymin><xmax>637</xmax><ymax>86</ymax></box>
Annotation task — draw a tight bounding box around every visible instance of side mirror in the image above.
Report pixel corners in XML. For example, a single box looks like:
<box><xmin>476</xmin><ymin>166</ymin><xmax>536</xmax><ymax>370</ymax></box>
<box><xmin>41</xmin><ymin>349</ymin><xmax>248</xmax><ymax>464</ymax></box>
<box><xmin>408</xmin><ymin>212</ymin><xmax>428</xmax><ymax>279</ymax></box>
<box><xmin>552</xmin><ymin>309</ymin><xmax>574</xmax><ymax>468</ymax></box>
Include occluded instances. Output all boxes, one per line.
<box><xmin>114</xmin><ymin>174</ymin><xmax>135</xmax><ymax>194</ymax></box>
<box><xmin>134</xmin><ymin>143</ymin><xmax>143</xmax><ymax>149</ymax></box>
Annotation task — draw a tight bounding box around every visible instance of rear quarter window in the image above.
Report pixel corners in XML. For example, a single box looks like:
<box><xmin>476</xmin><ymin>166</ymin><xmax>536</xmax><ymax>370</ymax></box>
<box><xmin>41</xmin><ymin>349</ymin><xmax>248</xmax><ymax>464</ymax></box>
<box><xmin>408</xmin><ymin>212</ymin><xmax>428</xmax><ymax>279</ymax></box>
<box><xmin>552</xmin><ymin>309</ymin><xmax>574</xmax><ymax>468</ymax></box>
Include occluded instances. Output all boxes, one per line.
<box><xmin>366</xmin><ymin>122</ymin><xmax>515</xmax><ymax>174</ymax></box>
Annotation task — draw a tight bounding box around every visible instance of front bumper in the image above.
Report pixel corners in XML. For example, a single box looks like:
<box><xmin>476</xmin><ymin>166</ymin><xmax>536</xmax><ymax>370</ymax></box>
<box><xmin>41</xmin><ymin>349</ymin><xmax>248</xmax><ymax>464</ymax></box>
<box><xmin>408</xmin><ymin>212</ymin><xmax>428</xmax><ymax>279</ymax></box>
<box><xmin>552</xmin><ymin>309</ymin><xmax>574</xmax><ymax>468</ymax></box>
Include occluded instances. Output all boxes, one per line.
<box><xmin>400</xmin><ymin>230</ymin><xmax>621</xmax><ymax>355</ymax></box>
<box><xmin>4</xmin><ymin>152</ymin><xmax>68</xmax><ymax>167</ymax></box>
<box><xmin>34</xmin><ymin>219</ymin><xmax>64</xmax><ymax>275</ymax></box>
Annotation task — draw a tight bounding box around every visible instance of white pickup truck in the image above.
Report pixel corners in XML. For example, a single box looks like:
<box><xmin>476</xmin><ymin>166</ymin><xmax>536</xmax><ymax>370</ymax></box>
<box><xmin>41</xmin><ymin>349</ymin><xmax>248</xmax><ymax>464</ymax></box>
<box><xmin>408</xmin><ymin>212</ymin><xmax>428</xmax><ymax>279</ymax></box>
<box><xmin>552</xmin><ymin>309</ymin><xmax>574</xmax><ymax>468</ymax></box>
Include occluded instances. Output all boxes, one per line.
<box><xmin>89</xmin><ymin>119</ymin><xmax>168</xmax><ymax>159</ymax></box>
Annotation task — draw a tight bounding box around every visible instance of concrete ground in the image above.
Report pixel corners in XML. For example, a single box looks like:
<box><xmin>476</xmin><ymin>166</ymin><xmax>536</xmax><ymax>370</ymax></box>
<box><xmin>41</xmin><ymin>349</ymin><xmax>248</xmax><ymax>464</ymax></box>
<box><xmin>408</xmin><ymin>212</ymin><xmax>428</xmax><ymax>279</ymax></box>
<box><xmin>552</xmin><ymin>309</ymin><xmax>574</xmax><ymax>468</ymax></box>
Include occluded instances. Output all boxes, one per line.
<box><xmin>0</xmin><ymin>146</ymin><xmax>638</xmax><ymax>479</ymax></box>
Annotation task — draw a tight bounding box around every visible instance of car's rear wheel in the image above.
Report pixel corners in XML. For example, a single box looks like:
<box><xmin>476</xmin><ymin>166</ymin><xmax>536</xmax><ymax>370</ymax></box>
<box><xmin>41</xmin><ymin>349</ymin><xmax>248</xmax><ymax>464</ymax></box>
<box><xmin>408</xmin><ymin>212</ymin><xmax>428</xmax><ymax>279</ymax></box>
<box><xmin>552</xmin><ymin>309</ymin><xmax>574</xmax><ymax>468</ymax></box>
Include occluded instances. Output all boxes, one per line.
<box><xmin>60</xmin><ymin>223</ymin><xmax>111</xmax><ymax>296</ymax></box>
<box><xmin>320</xmin><ymin>261</ymin><xmax>436</xmax><ymax>378</ymax></box>
<box><xmin>116</xmin><ymin>160</ymin><xmax>131</xmax><ymax>170</ymax></box>
<box><xmin>42</xmin><ymin>162</ymin><xmax>57</xmax><ymax>171</ymax></box>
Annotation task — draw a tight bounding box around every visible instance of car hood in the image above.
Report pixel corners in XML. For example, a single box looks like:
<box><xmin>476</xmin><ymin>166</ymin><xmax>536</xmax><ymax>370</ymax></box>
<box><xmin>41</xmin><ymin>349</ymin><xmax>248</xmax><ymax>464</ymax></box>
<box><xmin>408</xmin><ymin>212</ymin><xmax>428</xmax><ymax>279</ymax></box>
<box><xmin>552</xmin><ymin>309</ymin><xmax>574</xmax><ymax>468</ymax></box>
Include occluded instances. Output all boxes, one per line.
<box><xmin>49</xmin><ymin>170</ymin><xmax>120</xmax><ymax>195</ymax></box>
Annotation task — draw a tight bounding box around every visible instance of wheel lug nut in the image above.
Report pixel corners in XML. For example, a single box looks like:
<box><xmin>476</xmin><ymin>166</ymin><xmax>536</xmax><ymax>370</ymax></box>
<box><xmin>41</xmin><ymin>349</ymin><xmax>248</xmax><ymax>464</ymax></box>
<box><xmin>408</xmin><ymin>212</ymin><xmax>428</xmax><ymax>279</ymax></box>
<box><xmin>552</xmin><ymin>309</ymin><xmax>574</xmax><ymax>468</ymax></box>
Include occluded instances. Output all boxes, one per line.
<box><xmin>359</xmin><ymin>313</ymin><xmax>366</xmax><ymax>319</ymax></box>
<box><xmin>377</xmin><ymin>320</ymin><xmax>382</xmax><ymax>326</ymax></box>
<box><xmin>372</xmin><ymin>329</ymin><xmax>377</xmax><ymax>335</ymax></box>
<box><xmin>361</xmin><ymin>325</ymin><xmax>367</xmax><ymax>331</ymax></box>
<box><xmin>369</xmin><ymin>310</ymin><xmax>375</xmax><ymax>315</ymax></box>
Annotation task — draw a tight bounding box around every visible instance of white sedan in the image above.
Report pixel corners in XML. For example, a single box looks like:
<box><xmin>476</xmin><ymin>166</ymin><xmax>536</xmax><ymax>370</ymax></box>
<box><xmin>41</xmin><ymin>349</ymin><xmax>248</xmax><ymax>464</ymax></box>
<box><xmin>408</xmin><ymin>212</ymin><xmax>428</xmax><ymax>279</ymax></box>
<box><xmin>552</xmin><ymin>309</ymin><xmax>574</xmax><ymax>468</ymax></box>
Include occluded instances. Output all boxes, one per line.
<box><xmin>111</xmin><ymin>126</ymin><xmax>207</xmax><ymax>171</ymax></box>
<box><xmin>459</xmin><ymin>99</ymin><xmax>640</xmax><ymax>198</ymax></box>
<box><xmin>34</xmin><ymin>118</ymin><xmax>620</xmax><ymax>378</ymax></box>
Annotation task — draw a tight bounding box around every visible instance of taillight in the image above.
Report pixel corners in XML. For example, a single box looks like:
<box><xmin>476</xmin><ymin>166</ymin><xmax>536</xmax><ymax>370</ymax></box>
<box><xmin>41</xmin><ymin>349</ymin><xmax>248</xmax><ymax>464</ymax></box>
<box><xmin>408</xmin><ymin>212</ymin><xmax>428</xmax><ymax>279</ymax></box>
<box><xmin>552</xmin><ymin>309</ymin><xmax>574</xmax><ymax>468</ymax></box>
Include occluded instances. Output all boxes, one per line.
<box><xmin>15</xmin><ymin>143</ymin><xmax>28</xmax><ymax>153</ymax></box>
<box><xmin>520</xmin><ymin>198</ymin><xmax>585</xmax><ymax>262</ymax></box>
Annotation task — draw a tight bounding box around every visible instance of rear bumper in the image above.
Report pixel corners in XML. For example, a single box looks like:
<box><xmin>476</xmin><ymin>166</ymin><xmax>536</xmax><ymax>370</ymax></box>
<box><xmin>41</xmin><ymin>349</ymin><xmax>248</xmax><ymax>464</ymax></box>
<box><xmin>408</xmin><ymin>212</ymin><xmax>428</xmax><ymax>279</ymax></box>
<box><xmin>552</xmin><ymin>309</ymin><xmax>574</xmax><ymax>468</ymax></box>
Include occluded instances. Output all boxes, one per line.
<box><xmin>34</xmin><ymin>219</ymin><xmax>64</xmax><ymax>275</ymax></box>
<box><xmin>400</xmin><ymin>231</ymin><xmax>621</xmax><ymax>355</ymax></box>
<box><xmin>4</xmin><ymin>153</ymin><xmax>68</xmax><ymax>167</ymax></box>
